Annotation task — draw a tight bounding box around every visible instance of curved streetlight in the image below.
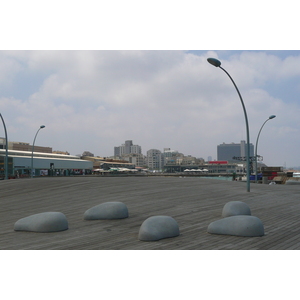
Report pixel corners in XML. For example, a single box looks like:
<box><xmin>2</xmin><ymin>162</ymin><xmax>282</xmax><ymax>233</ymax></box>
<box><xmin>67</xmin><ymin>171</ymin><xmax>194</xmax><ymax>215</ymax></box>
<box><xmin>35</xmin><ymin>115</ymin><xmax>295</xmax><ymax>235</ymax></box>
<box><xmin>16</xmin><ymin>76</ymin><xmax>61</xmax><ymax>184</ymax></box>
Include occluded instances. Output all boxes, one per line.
<box><xmin>207</xmin><ymin>57</ymin><xmax>251</xmax><ymax>192</ymax></box>
<box><xmin>31</xmin><ymin>125</ymin><xmax>45</xmax><ymax>178</ymax></box>
<box><xmin>255</xmin><ymin>115</ymin><xmax>276</xmax><ymax>183</ymax></box>
<box><xmin>0</xmin><ymin>113</ymin><xmax>8</xmax><ymax>180</ymax></box>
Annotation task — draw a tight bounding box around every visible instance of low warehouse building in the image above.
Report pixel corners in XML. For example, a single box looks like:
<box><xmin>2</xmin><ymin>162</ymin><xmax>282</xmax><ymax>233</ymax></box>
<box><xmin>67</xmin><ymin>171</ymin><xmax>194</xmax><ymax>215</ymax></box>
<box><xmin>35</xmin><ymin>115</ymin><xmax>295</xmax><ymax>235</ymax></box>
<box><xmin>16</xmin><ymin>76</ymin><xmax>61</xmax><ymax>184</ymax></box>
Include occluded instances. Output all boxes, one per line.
<box><xmin>0</xmin><ymin>149</ymin><xmax>93</xmax><ymax>178</ymax></box>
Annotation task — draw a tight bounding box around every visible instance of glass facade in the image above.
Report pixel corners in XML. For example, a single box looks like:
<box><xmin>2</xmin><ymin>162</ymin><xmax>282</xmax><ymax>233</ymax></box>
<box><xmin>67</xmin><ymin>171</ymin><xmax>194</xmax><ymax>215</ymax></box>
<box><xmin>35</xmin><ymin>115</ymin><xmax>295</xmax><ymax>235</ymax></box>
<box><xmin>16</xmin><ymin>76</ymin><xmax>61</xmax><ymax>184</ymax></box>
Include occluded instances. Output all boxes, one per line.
<box><xmin>217</xmin><ymin>141</ymin><xmax>254</xmax><ymax>161</ymax></box>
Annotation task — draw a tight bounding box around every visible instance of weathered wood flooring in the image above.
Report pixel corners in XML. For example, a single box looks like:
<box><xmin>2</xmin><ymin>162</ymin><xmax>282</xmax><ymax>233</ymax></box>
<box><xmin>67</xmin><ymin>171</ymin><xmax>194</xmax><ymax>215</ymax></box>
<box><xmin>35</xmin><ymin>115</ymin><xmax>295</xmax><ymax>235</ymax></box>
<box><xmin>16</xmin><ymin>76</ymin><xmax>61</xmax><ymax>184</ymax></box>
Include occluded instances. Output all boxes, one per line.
<box><xmin>1</xmin><ymin>176</ymin><xmax>300</xmax><ymax>250</ymax></box>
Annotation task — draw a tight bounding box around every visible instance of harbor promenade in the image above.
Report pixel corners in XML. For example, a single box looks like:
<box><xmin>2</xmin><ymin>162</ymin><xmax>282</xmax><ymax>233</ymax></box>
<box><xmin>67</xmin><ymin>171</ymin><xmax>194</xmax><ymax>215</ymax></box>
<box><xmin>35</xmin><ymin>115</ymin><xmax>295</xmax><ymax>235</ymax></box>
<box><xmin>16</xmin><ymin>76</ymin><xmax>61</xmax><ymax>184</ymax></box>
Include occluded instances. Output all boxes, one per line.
<box><xmin>1</xmin><ymin>176</ymin><xmax>300</xmax><ymax>250</ymax></box>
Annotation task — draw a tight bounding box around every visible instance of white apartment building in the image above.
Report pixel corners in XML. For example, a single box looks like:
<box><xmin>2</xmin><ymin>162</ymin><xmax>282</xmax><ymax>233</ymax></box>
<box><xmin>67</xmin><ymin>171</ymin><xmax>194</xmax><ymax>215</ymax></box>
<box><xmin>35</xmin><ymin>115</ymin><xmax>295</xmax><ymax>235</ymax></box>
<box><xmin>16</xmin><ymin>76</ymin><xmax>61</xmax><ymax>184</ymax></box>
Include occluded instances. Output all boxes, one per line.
<box><xmin>146</xmin><ymin>149</ymin><xmax>163</xmax><ymax>170</ymax></box>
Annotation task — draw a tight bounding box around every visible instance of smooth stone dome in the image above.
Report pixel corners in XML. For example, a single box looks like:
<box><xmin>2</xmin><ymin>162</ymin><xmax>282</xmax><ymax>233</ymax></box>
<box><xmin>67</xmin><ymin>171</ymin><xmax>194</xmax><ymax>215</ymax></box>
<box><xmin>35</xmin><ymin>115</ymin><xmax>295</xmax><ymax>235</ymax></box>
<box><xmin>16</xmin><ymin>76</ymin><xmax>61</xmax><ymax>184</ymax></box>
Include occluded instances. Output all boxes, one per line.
<box><xmin>14</xmin><ymin>212</ymin><xmax>68</xmax><ymax>233</ymax></box>
<box><xmin>207</xmin><ymin>215</ymin><xmax>264</xmax><ymax>237</ymax></box>
<box><xmin>286</xmin><ymin>180</ymin><xmax>300</xmax><ymax>185</ymax></box>
<box><xmin>222</xmin><ymin>201</ymin><xmax>251</xmax><ymax>217</ymax></box>
<box><xmin>84</xmin><ymin>202</ymin><xmax>128</xmax><ymax>220</ymax></box>
<box><xmin>138</xmin><ymin>216</ymin><xmax>180</xmax><ymax>241</ymax></box>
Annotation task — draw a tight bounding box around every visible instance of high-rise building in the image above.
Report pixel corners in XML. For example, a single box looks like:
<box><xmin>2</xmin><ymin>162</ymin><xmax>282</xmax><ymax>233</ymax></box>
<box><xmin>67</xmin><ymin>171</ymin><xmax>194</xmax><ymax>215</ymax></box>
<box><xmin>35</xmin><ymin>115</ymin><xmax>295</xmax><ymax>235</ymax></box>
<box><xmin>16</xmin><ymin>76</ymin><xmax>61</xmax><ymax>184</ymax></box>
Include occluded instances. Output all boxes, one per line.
<box><xmin>130</xmin><ymin>144</ymin><xmax>142</xmax><ymax>154</ymax></box>
<box><xmin>114</xmin><ymin>140</ymin><xmax>142</xmax><ymax>157</ymax></box>
<box><xmin>217</xmin><ymin>140</ymin><xmax>254</xmax><ymax>161</ymax></box>
<box><xmin>124</xmin><ymin>140</ymin><xmax>133</xmax><ymax>154</ymax></box>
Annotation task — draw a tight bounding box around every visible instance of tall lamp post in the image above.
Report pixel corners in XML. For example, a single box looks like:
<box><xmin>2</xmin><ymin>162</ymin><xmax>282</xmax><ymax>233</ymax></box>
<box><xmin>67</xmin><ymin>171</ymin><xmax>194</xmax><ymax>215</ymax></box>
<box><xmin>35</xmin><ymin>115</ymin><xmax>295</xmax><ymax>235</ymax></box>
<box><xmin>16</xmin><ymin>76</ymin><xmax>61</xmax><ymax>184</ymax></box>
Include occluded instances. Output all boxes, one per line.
<box><xmin>31</xmin><ymin>125</ymin><xmax>45</xmax><ymax>178</ymax></box>
<box><xmin>207</xmin><ymin>58</ymin><xmax>251</xmax><ymax>192</ymax></box>
<box><xmin>255</xmin><ymin>115</ymin><xmax>276</xmax><ymax>183</ymax></box>
<box><xmin>0</xmin><ymin>113</ymin><xmax>8</xmax><ymax>180</ymax></box>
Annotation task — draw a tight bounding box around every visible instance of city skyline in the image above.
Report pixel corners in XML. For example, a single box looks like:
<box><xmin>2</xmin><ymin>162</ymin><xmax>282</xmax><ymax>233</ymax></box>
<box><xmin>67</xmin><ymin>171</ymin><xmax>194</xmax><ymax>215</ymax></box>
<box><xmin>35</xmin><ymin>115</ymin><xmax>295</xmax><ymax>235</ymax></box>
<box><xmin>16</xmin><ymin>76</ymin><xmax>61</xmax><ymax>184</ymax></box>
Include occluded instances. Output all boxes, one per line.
<box><xmin>2</xmin><ymin>136</ymin><xmax>290</xmax><ymax>170</ymax></box>
<box><xmin>1</xmin><ymin>50</ymin><xmax>300</xmax><ymax>168</ymax></box>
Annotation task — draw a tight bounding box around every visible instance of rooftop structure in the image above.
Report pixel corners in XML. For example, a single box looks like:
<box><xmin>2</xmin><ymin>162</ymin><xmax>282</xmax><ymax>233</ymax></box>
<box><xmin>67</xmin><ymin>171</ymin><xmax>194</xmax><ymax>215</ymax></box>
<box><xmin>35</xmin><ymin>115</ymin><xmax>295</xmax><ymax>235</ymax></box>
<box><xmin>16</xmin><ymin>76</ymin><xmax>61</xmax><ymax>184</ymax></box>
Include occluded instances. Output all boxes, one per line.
<box><xmin>0</xmin><ymin>137</ymin><xmax>52</xmax><ymax>153</ymax></box>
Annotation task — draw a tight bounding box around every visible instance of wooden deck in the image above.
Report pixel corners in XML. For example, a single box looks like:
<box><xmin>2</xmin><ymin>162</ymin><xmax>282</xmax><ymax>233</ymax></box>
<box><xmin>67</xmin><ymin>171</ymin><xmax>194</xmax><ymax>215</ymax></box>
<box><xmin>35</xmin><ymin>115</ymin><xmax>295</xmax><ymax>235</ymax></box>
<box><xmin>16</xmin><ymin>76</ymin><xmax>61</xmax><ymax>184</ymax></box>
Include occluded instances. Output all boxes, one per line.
<box><xmin>1</xmin><ymin>176</ymin><xmax>300</xmax><ymax>250</ymax></box>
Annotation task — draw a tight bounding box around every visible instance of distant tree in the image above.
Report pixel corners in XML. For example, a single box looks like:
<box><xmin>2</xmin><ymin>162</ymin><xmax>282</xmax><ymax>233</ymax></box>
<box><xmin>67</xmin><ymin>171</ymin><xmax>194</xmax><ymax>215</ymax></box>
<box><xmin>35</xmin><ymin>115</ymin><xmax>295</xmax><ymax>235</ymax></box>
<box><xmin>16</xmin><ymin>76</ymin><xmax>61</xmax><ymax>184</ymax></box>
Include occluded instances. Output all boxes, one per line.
<box><xmin>53</xmin><ymin>150</ymin><xmax>70</xmax><ymax>155</ymax></box>
<box><xmin>82</xmin><ymin>151</ymin><xmax>94</xmax><ymax>157</ymax></box>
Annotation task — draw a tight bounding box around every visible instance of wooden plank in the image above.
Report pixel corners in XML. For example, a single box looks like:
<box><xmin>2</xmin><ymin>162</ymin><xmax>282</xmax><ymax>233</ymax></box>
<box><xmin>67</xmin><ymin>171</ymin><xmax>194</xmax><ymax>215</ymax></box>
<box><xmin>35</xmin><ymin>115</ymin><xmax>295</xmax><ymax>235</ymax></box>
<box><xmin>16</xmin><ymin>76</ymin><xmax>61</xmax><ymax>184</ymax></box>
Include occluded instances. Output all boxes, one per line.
<box><xmin>1</xmin><ymin>176</ymin><xmax>300</xmax><ymax>249</ymax></box>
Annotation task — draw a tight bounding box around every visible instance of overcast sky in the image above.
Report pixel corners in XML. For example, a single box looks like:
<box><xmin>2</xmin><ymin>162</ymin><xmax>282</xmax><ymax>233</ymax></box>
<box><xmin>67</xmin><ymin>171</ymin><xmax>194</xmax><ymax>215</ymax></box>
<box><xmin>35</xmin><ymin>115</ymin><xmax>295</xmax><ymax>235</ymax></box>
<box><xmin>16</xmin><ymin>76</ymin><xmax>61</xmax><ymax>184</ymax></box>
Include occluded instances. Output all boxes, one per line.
<box><xmin>1</xmin><ymin>50</ymin><xmax>300</xmax><ymax>168</ymax></box>
<box><xmin>1</xmin><ymin>1</ymin><xmax>299</xmax><ymax>168</ymax></box>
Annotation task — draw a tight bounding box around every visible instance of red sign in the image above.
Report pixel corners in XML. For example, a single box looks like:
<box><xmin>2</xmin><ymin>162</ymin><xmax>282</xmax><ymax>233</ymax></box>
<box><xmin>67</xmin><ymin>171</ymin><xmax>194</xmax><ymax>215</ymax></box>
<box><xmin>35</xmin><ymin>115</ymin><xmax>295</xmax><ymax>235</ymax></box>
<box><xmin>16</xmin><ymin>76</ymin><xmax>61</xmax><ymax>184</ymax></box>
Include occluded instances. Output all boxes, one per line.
<box><xmin>208</xmin><ymin>161</ymin><xmax>228</xmax><ymax>165</ymax></box>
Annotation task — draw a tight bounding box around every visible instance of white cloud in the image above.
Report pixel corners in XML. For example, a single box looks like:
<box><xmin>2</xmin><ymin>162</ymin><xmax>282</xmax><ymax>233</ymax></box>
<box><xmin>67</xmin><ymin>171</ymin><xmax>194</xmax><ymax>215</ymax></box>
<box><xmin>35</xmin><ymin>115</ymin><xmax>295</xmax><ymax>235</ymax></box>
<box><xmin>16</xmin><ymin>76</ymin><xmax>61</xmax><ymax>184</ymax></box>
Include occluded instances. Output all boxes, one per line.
<box><xmin>0</xmin><ymin>50</ymin><xmax>300</xmax><ymax>167</ymax></box>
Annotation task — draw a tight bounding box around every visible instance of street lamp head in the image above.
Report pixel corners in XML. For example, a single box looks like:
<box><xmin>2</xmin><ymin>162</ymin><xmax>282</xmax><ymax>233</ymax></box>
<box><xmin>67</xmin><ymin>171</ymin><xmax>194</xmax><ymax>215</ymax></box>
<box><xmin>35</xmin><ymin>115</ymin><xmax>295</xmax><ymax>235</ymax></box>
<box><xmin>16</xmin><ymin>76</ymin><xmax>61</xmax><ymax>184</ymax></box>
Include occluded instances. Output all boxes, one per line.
<box><xmin>40</xmin><ymin>125</ymin><xmax>45</xmax><ymax>129</ymax></box>
<box><xmin>207</xmin><ymin>58</ymin><xmax>221</xmax><ymax>67</ymax></box>
<box><xmin>269</xmin><ymin>115</ymin><xmax>276</xmax><ymax>120</ymax></box>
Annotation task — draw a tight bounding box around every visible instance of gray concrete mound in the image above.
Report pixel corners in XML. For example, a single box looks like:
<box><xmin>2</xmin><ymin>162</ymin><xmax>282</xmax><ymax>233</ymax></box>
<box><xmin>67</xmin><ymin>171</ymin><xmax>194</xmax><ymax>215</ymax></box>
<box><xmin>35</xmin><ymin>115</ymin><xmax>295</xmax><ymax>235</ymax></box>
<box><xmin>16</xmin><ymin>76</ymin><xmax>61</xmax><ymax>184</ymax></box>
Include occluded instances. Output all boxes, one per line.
<box><xmin>222</xmin><ymin>201</ymin><xmax>251</xmax><ymax>217</ymax></box>
<box><xmin>84</xmin><ymin>201</ymin><xmax>128</xmax><ymax>220</ymax></box>
<box><xmin>207</xmin><ymin>215</ymin><xmax>264</xmax><ymax>237</ymax></box>
<box><xmin>138</xmin><ymin>216</ymin><xmax>180</xmax><ymax>241</ymax></box>
<box><xmin>286</xmin><ymin>180</ymin><xmax>300</xmax><ymax>185</ymax></box>
<box><xmin>14</xmin><ymin>212</ymin><xmax>68</xmax><ymax>233</ymax></box>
